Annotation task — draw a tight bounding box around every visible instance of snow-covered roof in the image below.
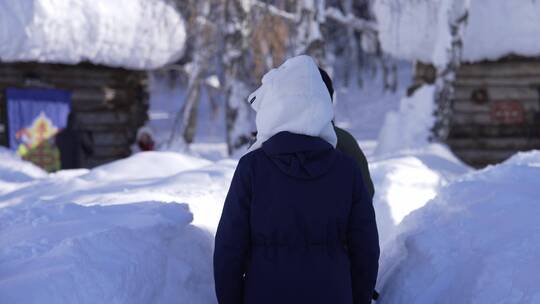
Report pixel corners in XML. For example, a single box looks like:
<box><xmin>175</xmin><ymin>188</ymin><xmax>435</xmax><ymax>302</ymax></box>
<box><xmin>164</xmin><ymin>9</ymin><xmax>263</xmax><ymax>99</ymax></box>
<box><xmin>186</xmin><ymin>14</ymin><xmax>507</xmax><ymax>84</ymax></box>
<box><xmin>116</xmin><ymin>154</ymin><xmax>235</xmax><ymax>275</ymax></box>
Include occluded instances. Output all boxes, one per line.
<box><xmin>0</xmin><ymin>0</ymin><xmax>186</xmax><ymax>70</ymax></box>
<box><xmin>374</xmin><ymin>0</ymin><xmax>540</xmax><ymax>65</ymax></box>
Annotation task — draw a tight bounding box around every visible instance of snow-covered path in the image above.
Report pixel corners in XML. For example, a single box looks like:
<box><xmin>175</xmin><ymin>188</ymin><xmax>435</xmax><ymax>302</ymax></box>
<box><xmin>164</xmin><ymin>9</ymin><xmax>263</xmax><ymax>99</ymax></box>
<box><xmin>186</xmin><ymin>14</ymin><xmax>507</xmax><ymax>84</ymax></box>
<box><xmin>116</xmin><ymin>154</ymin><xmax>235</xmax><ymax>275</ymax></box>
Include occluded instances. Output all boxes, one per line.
<box><xmin>1</xmin><ymin>143</ymin><xmax>539</xmax><ymax>303</ymax></box>
<box><xmin>0</xmin><ymin>139</ymin><xmax>467</xmax><ymax>303</ymax></box>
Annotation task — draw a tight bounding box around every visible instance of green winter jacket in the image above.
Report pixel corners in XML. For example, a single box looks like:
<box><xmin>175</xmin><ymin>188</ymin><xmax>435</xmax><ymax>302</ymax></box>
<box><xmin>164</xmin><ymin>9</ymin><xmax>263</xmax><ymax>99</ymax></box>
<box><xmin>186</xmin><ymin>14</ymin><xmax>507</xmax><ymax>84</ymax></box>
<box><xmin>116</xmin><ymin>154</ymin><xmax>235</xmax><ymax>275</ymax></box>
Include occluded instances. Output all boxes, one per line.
<box><xmin>334</xmin><ymin>126</ymin><xmax>375</xmax><ymax>198</ymax></box>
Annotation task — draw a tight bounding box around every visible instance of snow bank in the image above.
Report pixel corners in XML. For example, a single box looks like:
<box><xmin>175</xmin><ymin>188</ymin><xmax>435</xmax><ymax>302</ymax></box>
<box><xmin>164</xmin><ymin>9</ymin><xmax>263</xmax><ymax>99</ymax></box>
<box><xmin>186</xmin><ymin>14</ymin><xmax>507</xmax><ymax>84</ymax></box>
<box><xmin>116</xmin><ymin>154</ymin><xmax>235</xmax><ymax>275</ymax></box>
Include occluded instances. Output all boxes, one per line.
<box><xmin>371</xmin><ymin>143</ymin><xmax>469</xmax><ymax>247</ymax></box>
<box><xmin>377</xmin><ymin>151</ymin><xmax>540</xmax><ymax>303</ymax></box>
<box><xmin>369</xmin><ymin>84</ymin><xmax>471</xmax><ymax>246</ymax></box>
<box><xmin>0</xmin><ymin>0</ymin><xmax>186</xmax><ymax>70</ymax></box>
<box><xmin>375</xmin><ymin>0</ymin><xmax>540</xmax><ymax>64</ymax></box>
<box><xmin>0</xmin><ymin>147</ymin><xmax>46</xmax><ymax>195</ymax></box>
<box><xmin>0</xmin><ymin>202</ymin><xmax>215</xmax><ymax>304</ymax></box>
<box><xmin>0</xmin><ymin>147</ymin><xmax>46</xmax><ymax>183</ymax></box>
<box><xmin>82</xmin><ymin>151</ymin><xmax>212</xmax><ymax>182</ymax></box>
<box><xmin>375</xmin><ymin>85</ymin><xmax>436</xmax><ymax>155</ymax></box>
<box><xmin>0</xmin><ymin>149</ymin><xmax>237</xmax><ymax>303</ymax></box>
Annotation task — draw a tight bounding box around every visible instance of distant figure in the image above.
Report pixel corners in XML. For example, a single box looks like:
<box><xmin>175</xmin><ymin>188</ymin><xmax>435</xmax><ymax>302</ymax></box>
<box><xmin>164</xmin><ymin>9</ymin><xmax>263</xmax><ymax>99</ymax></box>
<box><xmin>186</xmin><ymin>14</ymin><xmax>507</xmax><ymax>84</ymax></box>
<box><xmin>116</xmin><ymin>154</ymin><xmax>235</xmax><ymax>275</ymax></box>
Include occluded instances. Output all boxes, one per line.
<box><xmin>136</xmin><ymin>127</ymin><xmax>155</xmax><ymax>151</ymax></box>
<box><xmin>214</xmin><ymin>55</ymin><xmax>379</xmax><ymax>304</ymax></box>
<box><xmin>318</xmin><ymin>67</ymin><xmax>375</xmax><ymax>198</ymax></box>
<box><xmin>55</xmin><ymin>112</ymin><xmax>94</xmax><ymax>169</ymax></box>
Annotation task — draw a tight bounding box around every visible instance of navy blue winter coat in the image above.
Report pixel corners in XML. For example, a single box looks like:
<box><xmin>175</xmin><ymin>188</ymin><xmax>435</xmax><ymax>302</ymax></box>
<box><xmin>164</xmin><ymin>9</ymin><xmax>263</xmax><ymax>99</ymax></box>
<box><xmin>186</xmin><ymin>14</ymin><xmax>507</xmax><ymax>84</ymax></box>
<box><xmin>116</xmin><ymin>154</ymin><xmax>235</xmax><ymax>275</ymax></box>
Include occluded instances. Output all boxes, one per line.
<box><xmin>214</xmin><ymin>131</ymin><xmax>379</xmax><ymax>304</ymax></box>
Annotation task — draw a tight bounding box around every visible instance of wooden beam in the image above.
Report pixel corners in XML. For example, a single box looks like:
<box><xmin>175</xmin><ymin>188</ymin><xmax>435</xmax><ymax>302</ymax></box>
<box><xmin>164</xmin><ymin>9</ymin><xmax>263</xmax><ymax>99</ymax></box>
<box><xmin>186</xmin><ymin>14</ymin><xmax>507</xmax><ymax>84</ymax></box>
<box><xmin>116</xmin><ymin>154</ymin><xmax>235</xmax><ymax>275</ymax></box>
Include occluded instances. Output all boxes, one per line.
<box><xmin>451</xmin><ymin>148</ymin><xmax>523</xmax><ymax>166</ymax></box>
<box><xmin>446</xmin><ymin>137</ymin><xmax>540</xmax><ymax>150</ymax></box>
<box><xmin>458</xmin><ymin>60</ymin><xmax>540</xmax><ymax>78</ymax></box>
<box><xmin>448</xmin><ymin>124</ymin><xmax>540</xmax><ymax>138</ymax></box>
<box><xmin>454</xmin><ymin>76</ymin><xmax>540</xmax><ymax>87</ymax></box>
<box><xmin>452</xmin><ymin>99</ymin><xmax>540</xmax><ymax>113</ymax></box>
<box><xmin>450</xmin><ymin>112</ymin><xmax>537</xmax><ymax>125</ymax></box>
<box><xmin>454</xmin><ymin>86</ymin><xmax>540</xmax><ymax>100</ymax></box>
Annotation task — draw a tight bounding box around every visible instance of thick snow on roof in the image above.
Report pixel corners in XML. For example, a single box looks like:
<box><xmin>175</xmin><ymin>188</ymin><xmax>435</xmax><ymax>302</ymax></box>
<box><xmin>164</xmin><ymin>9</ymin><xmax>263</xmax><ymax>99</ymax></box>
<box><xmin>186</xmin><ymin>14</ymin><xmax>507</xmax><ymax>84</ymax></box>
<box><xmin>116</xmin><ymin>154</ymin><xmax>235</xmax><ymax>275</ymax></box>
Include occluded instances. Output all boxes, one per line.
<box><xmin>375</xmin><ymin>0</ymin><xmax>540</xmax><ymax>65</ymax></box>
<box><xmin>0</xmin><ymin>0</ymin><xmax>186</xmax><ymax>70</ymax></box>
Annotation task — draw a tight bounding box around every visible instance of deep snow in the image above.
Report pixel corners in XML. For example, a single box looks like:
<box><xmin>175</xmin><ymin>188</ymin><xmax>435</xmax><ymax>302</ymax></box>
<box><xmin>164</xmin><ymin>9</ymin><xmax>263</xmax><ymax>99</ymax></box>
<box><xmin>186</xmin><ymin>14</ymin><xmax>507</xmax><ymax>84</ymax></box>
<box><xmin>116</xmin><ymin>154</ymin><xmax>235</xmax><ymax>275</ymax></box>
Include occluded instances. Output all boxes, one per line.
<box><xmin>0</xmin><ymin>151</ymin><xmax>236</xmax><ymax>303</ymax></box>
<box><xmin>375</xmin><ymin>0</ymin><xmax>540</xmax><ymax>65</ymax></box>
<box><xmin>0</xmin><ymin>137</ymin><xmax>472</xmax><ymax>303</ymax></box>
<box><xmin>0</xmin><ymin>0</ymin><xmax>186</xmax><ymax>69</ymax></box>
<box><xmin>3</xmin><ymin>130</ymin><xmax>540</xmax><ymax>303</ymax></box>
<box><xmin>377</xmin><ymin>151</ymin><xmax>540</xmax><ymax>303</ymax></box>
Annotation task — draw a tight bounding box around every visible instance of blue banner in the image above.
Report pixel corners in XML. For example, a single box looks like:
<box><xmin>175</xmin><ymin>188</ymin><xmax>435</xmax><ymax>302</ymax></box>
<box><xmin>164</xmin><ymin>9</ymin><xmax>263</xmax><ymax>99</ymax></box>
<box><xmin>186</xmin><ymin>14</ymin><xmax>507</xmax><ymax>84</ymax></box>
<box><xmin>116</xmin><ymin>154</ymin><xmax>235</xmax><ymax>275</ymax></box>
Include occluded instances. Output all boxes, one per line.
<box><xmin>6</xmin><ymin>88</ymin><xmax>71</xmax><ymax>171</ymax></box>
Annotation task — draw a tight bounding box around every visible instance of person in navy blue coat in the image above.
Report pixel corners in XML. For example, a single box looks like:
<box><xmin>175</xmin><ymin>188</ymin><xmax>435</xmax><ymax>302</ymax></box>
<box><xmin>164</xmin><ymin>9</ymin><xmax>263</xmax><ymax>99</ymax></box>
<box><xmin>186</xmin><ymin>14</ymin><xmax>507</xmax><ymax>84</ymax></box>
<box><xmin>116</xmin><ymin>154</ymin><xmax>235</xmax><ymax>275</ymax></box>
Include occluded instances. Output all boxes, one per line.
<box><xmin>214</xmin><ymin>55</ymin><xmax>379</xmax><ymax>304</ymax></box>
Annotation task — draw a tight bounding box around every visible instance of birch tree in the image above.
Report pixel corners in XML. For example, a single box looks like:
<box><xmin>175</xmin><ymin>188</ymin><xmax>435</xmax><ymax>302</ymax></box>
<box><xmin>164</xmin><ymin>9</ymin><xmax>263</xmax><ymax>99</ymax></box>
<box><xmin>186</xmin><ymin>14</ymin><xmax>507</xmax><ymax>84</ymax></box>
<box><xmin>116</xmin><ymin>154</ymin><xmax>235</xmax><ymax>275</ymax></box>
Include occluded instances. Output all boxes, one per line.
<box><xmin>166</xmin><ymin>0</ymin><xmax>382</xmax><ymax>154</ymax></box>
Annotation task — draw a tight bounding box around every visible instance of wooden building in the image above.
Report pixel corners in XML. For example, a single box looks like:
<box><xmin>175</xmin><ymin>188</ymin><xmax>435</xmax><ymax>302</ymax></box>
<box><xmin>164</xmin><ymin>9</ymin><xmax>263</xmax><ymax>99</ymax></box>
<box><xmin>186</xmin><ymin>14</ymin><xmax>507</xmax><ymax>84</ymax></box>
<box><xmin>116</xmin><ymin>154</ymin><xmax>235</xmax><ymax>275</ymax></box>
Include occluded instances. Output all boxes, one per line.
<box><xmin>0</xmin><ymin>0</ymin><xmax>186</xmax><ymax>170</ymax></box>
<box><xmin>415</xmin><ymin>57</ymin><xmax>540</xmax><ymax>168</ymax></box>
<box><xmin>0</xmin><ymin>62</ymin><xmax>148</xmax><ymax>168</ymax></box>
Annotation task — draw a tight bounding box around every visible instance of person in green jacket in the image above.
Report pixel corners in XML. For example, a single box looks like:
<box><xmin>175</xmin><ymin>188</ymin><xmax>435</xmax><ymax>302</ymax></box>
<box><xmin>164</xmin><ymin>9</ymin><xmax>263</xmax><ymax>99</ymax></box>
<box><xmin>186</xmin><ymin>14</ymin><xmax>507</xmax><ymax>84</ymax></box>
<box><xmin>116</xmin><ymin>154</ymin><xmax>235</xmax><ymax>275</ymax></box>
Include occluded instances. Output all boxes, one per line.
<box><xmin>318</xmin><ymin>67</ymin><xmax>375</xmax><ymax>198</ymax></box>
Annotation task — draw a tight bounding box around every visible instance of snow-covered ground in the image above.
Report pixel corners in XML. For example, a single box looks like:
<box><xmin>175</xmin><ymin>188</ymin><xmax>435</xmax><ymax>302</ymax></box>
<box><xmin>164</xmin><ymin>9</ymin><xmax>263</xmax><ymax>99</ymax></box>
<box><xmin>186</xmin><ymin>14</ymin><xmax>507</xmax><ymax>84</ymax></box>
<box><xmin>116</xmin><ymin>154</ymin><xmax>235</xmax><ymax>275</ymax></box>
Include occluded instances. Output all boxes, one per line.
<box><xmin>1</xmin><ymin>52</ymin><xmax>538</xmax><ymax>303</ymax></box>
<box><xmin>5</xmin><ymin>132</ymin><xmax>540</xmax><ymax>303</ymax></box>
<box><xmin>2</xmin><ymin>128</ymin><xmax>539</xmax><ymax>303</ymax></box>
<box><xmin>377</xmin><ymin>151</ymin><xmax>540</xmax><ymax>303</ymax></box>
<box><xmin>0</xmin><ymin>148</ymin><xmax>235</xmax><ymax>303</ymax></box>
<box><xmin>371</xmin><ymin>143</ymin><xmax>469</xmax><ymax>247</ymax></box>
<box><xmin>0</xmin><ymin>143</ymin><xmax>465</xmax><ymax>303</ymax></box>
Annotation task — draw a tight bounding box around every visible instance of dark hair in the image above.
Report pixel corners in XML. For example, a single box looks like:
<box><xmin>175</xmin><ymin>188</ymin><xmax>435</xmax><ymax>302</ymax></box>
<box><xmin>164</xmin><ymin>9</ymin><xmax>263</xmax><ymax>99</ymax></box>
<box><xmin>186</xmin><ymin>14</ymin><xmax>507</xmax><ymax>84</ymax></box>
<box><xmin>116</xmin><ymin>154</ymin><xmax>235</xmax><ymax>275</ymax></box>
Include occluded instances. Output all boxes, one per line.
<box><xmin>318</xmin><ymin>67</ymin><xmax>334</xmax><ymax>102</ymax></box>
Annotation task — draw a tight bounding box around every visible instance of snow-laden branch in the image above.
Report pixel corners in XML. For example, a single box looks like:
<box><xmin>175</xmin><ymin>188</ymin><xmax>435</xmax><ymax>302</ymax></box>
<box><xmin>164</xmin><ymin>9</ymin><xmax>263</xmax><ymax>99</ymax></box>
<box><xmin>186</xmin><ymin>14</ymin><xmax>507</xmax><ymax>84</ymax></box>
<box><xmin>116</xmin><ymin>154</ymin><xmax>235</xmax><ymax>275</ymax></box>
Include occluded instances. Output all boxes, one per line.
<box><xmin>251</xmin><ymin>1</ymin><xmax>297</xmax><ymax>21</ymax></box>
<box><xmin>325</xmin><ymin>7</ymin><xmax>378</xmax><ymax>33</ymax></box>
<box><xmin>251</xmin><ymin>1</ymin><xmax>377</xmax><ymax>34</ymax></box>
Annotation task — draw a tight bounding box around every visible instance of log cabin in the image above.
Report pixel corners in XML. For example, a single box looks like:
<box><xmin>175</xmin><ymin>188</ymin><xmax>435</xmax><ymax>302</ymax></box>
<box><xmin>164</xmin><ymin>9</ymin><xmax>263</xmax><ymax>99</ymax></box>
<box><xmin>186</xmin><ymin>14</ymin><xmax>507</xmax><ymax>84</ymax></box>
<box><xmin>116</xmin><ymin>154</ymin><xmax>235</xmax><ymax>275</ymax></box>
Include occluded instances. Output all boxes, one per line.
<box><xmin>0</xmin><ymin>0</ymin><xmax>186</xmax><ymax>170</ymax></box>
<box><xmin>0</xmin><ymin>62</ymin><xmax>148</xmax><ymax>168</ymax></box>
<box><xmin>413</xmin><ymin>57</ymin><xmax>540</xmax><ymax>168</ymax></box>
<box><xmin>377</xmin><ymin>0</ymin><xmax>540</xmax><ymax>168</ymax></box>
<box><xmin>445</xmin><ymin>57</ymin><xmax>540</xmax><ymax>167</ymax></box>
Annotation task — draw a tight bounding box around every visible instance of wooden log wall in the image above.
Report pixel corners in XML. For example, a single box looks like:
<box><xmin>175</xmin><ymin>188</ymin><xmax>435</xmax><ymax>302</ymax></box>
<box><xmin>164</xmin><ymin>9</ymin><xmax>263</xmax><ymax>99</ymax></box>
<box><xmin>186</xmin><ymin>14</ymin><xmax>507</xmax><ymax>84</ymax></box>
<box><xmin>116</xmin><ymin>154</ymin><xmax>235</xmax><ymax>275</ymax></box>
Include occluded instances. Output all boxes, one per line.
<box><xmin>446</xmin><ymin>58</ymin><xmax>540</xmax><ymax>167</ymax></box>
<box><xmin>0</xmin><ymin>62</ymin><xmax>148</xmax><ymax>168</ymax></box>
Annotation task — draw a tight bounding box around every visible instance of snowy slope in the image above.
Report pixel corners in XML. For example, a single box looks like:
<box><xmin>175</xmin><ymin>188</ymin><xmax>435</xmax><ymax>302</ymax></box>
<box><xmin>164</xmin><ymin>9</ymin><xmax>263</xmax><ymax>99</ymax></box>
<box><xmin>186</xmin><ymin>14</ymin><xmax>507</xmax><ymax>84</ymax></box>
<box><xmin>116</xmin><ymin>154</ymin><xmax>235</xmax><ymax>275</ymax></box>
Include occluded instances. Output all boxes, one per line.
<box><xmin>5</xmin><ymin>138</ymin><xmax>539</xmax><ymax>303</ymax></box>
<box><xmin>370</xmin><ymin>143</ymin><xmax>469</xmax><ymax>247</ymax></box>
<box><xmin>0</xmin><ymin>0</ymin><xmax>186</xmax><ymax>70</ymax></box>
<box><xmin>0</xmin><ymin>147</ymin><xmax>46</xmax><ymax>195</ymax></box>
<box><xmin>375</xmin><ymin>0</ymin><xmax>540</xmax><ymax>65</ymax></box>
<box><xmin>0</xmin><ymin>151</ymin><xmax>236</xmax><ymax>303</ymax></box>
<box><xmin>377</xmin><ymin>151</ymin><xmax>540</xmax><ymax>303</ymax></box>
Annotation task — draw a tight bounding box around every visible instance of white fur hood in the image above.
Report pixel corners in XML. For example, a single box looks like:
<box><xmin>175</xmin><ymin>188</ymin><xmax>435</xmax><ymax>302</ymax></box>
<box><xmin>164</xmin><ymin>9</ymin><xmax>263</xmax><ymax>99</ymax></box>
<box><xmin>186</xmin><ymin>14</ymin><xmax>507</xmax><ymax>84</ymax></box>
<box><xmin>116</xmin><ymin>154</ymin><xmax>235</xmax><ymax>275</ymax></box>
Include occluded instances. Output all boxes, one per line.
<box><xmin>247</xmin><ymin>55</ymin><xmax>337</xmax><ymax>152</ymax></box>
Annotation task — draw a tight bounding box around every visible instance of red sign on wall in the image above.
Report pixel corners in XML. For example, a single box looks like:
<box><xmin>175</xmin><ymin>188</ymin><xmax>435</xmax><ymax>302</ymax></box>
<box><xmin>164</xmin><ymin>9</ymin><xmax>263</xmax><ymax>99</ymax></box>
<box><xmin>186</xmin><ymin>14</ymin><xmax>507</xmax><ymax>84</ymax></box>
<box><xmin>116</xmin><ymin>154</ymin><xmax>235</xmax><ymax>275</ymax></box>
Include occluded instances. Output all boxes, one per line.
<box><xmin>490</xmin><ymin>100</ymin><xmax>525</xmax><ymax>124</ymax></box>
